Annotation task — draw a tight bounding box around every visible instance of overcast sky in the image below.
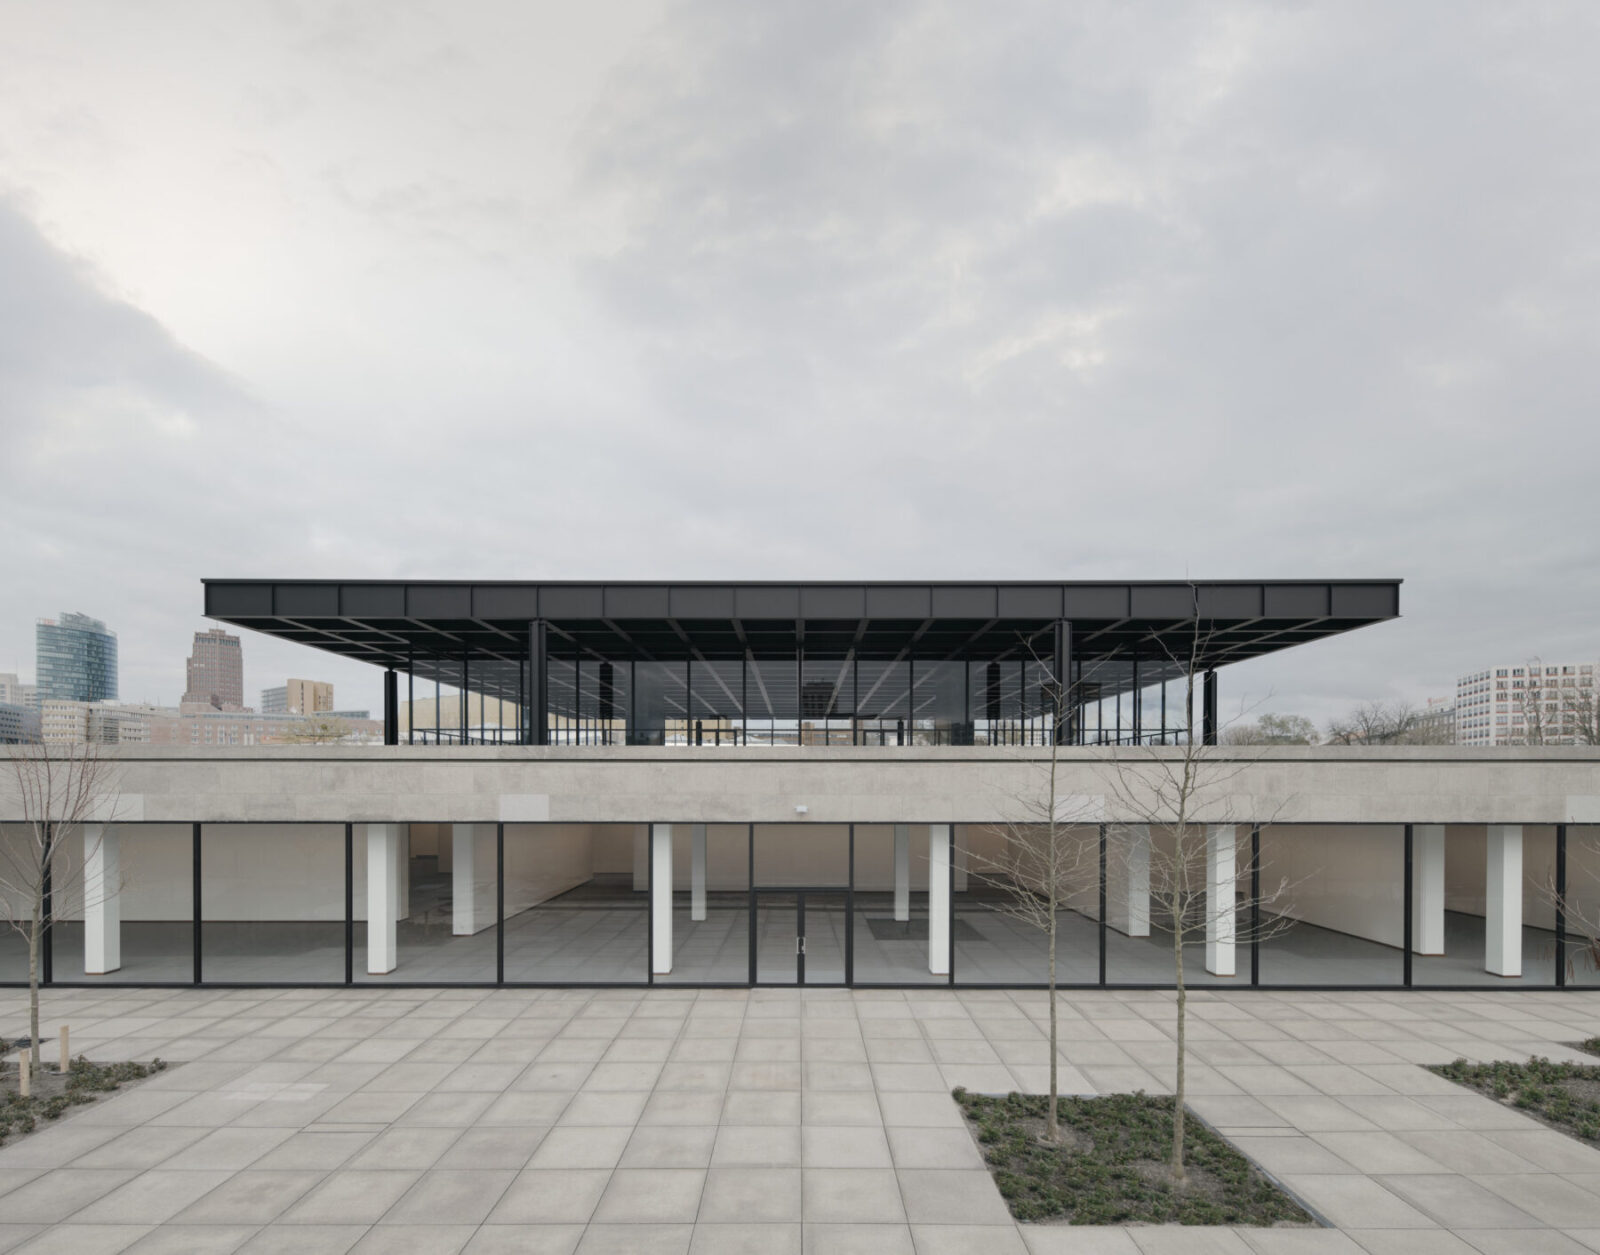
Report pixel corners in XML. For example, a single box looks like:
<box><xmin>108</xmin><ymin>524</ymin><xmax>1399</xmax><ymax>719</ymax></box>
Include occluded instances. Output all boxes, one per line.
<box><xmin>2</xmin><ymin>1</ymin><xmax>1597</xmax><ymax>724</ymax></box>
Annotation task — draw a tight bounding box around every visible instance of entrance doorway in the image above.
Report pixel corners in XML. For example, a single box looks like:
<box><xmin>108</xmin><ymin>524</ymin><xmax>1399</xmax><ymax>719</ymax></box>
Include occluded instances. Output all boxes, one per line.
<box><xmin>752</xmin><ymin>889</ymin><xmax>849</xmax><ymax>984</ymax></box>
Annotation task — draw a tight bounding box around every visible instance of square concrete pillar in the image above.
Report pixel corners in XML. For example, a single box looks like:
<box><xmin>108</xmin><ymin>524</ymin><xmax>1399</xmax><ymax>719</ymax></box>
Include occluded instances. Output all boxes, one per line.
<box><xmin>1485</xmin><ymin>824</ymin><xmax>1523</xmax><ymax>977</ymax></box>
<box><xmin>652</xmin><ymin>824</ymin><xmax>674</xmax><ymax>974</ymax></box>
<box><xmin>928</xmin><ymin>824</ymin><xmax>951</xmax><ymax>976</ymax></box>
<box><xmin>1413</xmin><ymin>825</ymin><xmax>1445</xmax><ymax>955</ymax></box>
<box><xmin>1107</xmin><ymin>824</ymin><xmax>1151</xmax><ymax>937</ymax></box>
<box><xmin>893</xmin><ymin>824</ymin><xmax>910</xmax><ymax>922</ymax></box>
<box><xmin>366</xmin><ymin>823</ymin><xmax>403</xmax><ymax>974</ymax></box>
<box><xmin>452</xmin><ymin>824</ymin><xmax>496</xmax><ymax>936</ymax></box>
<box><xmin>1205</xmin><ymin>824</ymin><xmax>1236</xmax><ymax>977</ymax></box>
<box><xmin>83</xmin><ymin>824</ymin><xmax>120</xmax><ymax>975</ymax></box>
<box><xmin>691</xmin><ymin>823</ymin><xmax>707</xmax><ymax>922</ymax></box>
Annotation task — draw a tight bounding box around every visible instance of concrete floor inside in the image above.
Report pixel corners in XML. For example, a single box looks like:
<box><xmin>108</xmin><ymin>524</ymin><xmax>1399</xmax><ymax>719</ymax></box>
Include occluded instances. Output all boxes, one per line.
<box><xmin>11</xmin><ymin>863</ymin><xmax>1588</xmax><ymax>989</ymax></box>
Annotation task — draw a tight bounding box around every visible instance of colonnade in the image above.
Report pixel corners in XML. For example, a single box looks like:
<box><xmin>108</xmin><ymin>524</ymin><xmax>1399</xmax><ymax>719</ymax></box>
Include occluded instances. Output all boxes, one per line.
<box><xmin>68</xmin><ymin>819</ymin><xmax>1538</xmax><ymax>982</ymax></box>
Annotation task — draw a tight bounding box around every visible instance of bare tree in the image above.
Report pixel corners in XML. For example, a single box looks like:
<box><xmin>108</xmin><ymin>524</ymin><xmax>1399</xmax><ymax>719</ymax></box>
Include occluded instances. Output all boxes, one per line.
<box><xmin>1513</xmin><ymin>661</ymin><xmax>1599</xmax><ymax>746</ymax></box>
<box><xmin>1095</xmin><ymin>618</ymin><xmax>1296</xmax><ymax>1184</ymax></box>
<box><xmin>1</xmin><ymin>741</ymin><xmax>122</xmax><ymax>1080</ymax></box>
<box><xmin>281</xmin><ymin>715</ymin><xmax>353</xmax><ymax>744</ymax></box>
<box><xmin>1222</xmin><ymin>713</ymin><xmax>1319</xmax><ymax>745</ymax></box>
<box><xmin>1326</xmin><ymin>700</ymin><xmax>1452</xmax><ymax>745</ymax></box>
<box><xmin>1542</xmin><ymin>828</ymin><xmax>1600</xmax><ymax>980</ymax></box>
<box><xmin>966</xmin><ymin>657</ymin><xmax>1099</xmax><ymax>1143</ymax></box>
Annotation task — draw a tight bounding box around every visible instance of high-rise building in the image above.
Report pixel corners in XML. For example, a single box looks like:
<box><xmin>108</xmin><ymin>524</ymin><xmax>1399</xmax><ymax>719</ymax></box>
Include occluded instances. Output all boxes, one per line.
<box><xmin>1456</xmin><ymin>660</ymin><xmax>1598</xmax><ymax>745</ymax></box>
<box><xmin>0</xmin><ymin>673</ymin><xmax>38</xmax><ymax>712</ymax></box>
<box><xmin>182</xmin><ymin>628</ymin><xmax>245</xmax><ymax>709</ymax></box>
<box><xmin>261</xmin><ymin>678</ymin><xmax>333</xmax><ymax>715</ymax></box>
<box><xmin>36</xmin><ymin>613</ymin><xmax>118</xmax><ymax>703</ymax></box>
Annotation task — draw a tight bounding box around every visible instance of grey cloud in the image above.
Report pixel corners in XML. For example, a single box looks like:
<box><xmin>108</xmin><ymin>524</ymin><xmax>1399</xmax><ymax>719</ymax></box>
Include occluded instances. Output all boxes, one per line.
<box><xmin>567</xmin><ymin>1</ymin><xmax>1600</xmax><ymax>721</ymax></box>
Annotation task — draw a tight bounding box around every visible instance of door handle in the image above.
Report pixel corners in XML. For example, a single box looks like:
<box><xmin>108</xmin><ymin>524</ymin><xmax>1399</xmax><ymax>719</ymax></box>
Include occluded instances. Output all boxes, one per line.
<box><xmin>797</xmin><ymin>937</ymin><xmax>806</xmax><ymax>955</ymax></box>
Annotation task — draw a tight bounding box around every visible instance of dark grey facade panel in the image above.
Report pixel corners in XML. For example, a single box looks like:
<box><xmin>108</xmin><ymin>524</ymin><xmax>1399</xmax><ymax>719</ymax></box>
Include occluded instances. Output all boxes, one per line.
<box><xmin>799</xmin><ymin>586</ymin><xmax>867</xmax><ymax>620</ymax></box>
<box><xmin>1331</xmin><ymin>583</ymin><xmax>1399</xmax><ymax>618</ymax></box>
<box><xmin>605</xmin><ymin>585</ymin><xmax>671</xmax><ymax>618</ymax></box>
<box><xmin>1065</xmin><ymin>585</ymin><xmax>1132</xmax><ymax>618</ymax></box>
<box><xmin>669</xmin><ymin>586</ymin><xmax>736</xmax><ymax>619</ymax></box>
<box><xmin>1264</xmin><ymin>584</ymin><xmax>1330</xmax><ymax>619</ymax></box>
<box><xmin>539</xmin><ymin>586</ymin><xmax>605</xmax><ymax>618</ymax></box>
<box><xmin>206</xmin><ymin>583</ymin><xmax>273</xmax><ymax>617</ymax></box>
<box><xmin>930</xmin><ymin>586</ymin><xmax>995</xmax><ymax>618</ymax></box>
<box><xmin>864</xmin><ymin>586</ymin><xmax>932</xmax><ymax>618</ymax></box>
<box><xmin>734</xmin><ymin>585</ymin><xmax>801</xmax><ymax>619</ymax></box>
<box><xmin>1129</xmin><ymin>585</ymin><xmax>1193</xmax><ymax>619</ymax></box>
<box><xmin>996</xmin><ymin>586</ymin><xmax>1062</xmax><ymax>618</ymax></box>
<box><xmin>341</xmin><ymin>585</ymin><xmax>406</xmax><ymax>618</ymax></box>
<box><xmin>472</xmin><ymin>586</ymin><xmax>540</xmax><ymax>620</ymax></box>
<box><xmin>1196</xmin><ymin>585</ymin><xmax>1264</xmax><ymax>619</ymax></box>
<box><xmin>276</xmin><ymin>584</ymin><xmax>340</xmax><ymax>617</ymax></box>
<box><xmin>407</xmin><ymin>585</ymin><xmax>472</xmax><ymax>619</ymax></box>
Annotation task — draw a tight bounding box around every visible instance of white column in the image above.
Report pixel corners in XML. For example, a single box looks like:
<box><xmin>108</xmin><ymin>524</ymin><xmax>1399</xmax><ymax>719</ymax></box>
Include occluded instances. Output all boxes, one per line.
<box><xmin>1205</xmin><ymin>824</ymin><xmax>1236</xmax><ymax>977</ymax></box>
<box><xmin>652</xmin><ymin>824</ymin><xmax>674</xmax><ymax>974</ymax></box>
<box><xmin>1485</xmin><ymin>824</ymin><xmax>1523</xmax><ymax>977</ymax></box>
<box><xmin>1413</xmin><ymin>825</ymin><xmax>1445</xmax><ymax>955</ymax></box>
<box><xmin>366</xmin><ymin>823</ymin><xmax>401</xmax><ymax>974</ymax></box>
<box><xmin>451</xmin><ymin>823</ymin><xmax>498</xmax><ymax>936</ymax></box>
<box><xmin>1125</xmin><ymin>824</ymin><xmax>1151</xmax><ymax>938</ymax></box>
<box><xmin>893</xmin><ymin>824</ymin><xmax>911</xmax><ymax>922</ymax></box>
<box><xmin>83</xmin><ymin>824</ymin><xmax>120</xmax><ymax>975</ymax></box>
<box><xmin>928</xmin><ymin>824</ymin><xmax>951</xmax><ymax>975</ymax></box>
<box><xmin>691</xmin><ymin>823</ymin><xmax>707</xmax><ymax>922</ymax></box>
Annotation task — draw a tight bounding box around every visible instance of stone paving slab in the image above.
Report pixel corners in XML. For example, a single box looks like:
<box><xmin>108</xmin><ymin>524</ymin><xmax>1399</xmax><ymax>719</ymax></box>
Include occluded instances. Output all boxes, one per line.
<box><xmin>1</xmin><ymin>987</ymin><xmax>1599</xmax><ymax>1253</ymax></box>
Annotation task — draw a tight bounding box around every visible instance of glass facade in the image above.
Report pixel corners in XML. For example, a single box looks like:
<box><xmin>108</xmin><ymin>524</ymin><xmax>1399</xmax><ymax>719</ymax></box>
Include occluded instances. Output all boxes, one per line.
<box><xmin>36</xmin><ymin>612</ymin><xmax>118</xmax><ymax>703</ymax></box>
<box><xmin>8</xmin><ymin>820</ymin><xmax>1591</xmax><ymax>992</ymax></box>
<box><xmin>524</xmin><ymin>654</ymin><xmax>1191</xmax><ymax>750</ymax></box>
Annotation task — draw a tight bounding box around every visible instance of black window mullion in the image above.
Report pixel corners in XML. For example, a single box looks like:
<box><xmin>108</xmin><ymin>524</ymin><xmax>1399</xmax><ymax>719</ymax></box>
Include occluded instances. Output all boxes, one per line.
<box><xmin>1250</xmin><ymin>823</ymin><xmax>1261</xmax><ymax>987</ymax></box>
<box><xmin>192</xmin><ymin>822</ymin><xmax>203</xmax><ymax>985</ymax></box>
<box><xmin>1556</xmin><ymin>823</ymin><xmax>1567</xmax><ymax>988</ymax></box>
<box><xmin>1097</xmin><ymin>824</ymin><xmax>1107</xmax><ymax>987</ymax></box>
<box><xmin>497</xmin><ymin>823</ymin><xmax>506</xmax><ymax>985</ymax></box>
<box><xmin>1403</xmin><ymin>824</ymin><xmax>1413</xmax><ymax>988</ymax></box>
<box><xmin>344</xmin><ymin>823</ymin><xmax>353</xmax><ymax>985</ymax></box>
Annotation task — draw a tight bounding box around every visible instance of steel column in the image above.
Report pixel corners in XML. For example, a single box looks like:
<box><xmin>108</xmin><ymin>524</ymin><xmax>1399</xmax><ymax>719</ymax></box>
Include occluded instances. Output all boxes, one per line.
<box><xmin>383</xmin><ymin>669</ymin><xmax>399</xmax><ymax>745</ymax></box>
<box><xmin>530</xmin><ymin>620</ymin><xmax>549</xmax><ymax>746</ymax></box>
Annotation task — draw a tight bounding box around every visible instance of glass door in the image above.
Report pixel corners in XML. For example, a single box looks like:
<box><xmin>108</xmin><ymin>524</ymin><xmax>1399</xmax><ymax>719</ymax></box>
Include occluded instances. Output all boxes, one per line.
<box><xmin>752</xmin><ymin>889</ymin><xmax>849</xmax><ymax>985</ymax></box>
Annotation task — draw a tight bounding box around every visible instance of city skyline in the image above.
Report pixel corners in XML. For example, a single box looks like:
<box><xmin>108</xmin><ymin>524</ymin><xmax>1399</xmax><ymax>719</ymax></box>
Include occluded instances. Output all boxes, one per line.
<box><xmin>3</xmin><ymin>3</ymin><xmax>1599</xmax><ymax>726</ymax></box>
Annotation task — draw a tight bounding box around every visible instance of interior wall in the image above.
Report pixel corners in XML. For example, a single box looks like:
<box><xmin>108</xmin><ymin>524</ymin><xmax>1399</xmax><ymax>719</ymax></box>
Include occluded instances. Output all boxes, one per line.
<box><xmin>853</xmin><ymin>824</ymin><xmax>930</xmax><ymax>893</ymax></box>
<box><xmin>1444</xmin><ymin>824</ymin><xmax>1559</xmax><ymax>929</ymax></box>
<box><xmin>1260</xmin><ymin>824</ymin><xmax>1404</xmax><ymax>948</ymax></box>
<box><xmin>504</xmin><ymin>822</ymin><xmax>605</xmax><ymax>916</ymax></box>
<box><xmin>752</xmin><ymin>823</ymin><xmax>849</xmax><ymax>886</ymax></box>
<box><xmin>49</xmin><ymin>823</ymin><xmax>193</xmax><ymax>922</ymax></box>
<box><xmin>203</xmin><ymin>823</ymin><xmax>347</xmax><ymax>922</ymax></box>
<box><xmin>955</xmin><ymin>823</ymin><xmax>1098</xmax><ymax>918</ymax></box>
<box><xmin>667</xmin><ymin>824</ymin><xmax>750</xmax><ymax>891</ymax></box>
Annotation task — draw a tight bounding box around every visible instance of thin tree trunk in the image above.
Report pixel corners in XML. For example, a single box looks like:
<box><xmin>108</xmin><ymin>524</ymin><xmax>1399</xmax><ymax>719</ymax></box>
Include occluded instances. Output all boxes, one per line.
<box><xmin>1172</xmin><ymin>912</ymin><xmax>1187</xmax><ymax>1182</ymax></box>
<box><xmin>1047</xmin><ymin>907</ymin><xmax>1059</xmax><ymax>1143</ymax></box>
<box><xmin>28</xmin><ymin>886</ymin><xmax>42</xmax><ymax>1082</ymax></box>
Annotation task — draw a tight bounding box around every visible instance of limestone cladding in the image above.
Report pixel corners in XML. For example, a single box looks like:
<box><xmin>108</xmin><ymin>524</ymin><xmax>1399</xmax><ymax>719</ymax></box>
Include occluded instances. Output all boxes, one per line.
<box><xmin>4</xmin><ymin>745</ymin><xmax>1596</xmax><ymax>827</ymax></box>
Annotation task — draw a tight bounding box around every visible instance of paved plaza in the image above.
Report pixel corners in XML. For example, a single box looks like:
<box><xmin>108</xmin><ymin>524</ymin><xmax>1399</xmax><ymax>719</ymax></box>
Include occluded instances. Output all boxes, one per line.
<box><xmin>2</xmin><ymin>985</ymin><xmax>1599</xmax><ymax>1254</ymax></box>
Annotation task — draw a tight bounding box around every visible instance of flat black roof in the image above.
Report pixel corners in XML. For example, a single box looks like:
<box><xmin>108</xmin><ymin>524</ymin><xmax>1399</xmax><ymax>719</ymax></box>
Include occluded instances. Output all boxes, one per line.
<box><xmin>203</xmin><ymin>580</ymin><xmax>1400</xmax><ymax>694</ymax></box>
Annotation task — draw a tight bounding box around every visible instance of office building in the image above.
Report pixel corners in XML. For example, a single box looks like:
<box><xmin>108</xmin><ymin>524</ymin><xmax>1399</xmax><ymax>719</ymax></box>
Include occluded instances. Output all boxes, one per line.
<box><xmin>35</xmin><ymin>612</ymin><xmax>117</xmax><ymax>703</ymax></box>
<box><xmin>1456</xmin><ymin>661</ymin><xmax>1598</xmax><ymax>746</ymax></box>
<box><xmin>181</xmin><ymin>628</ymin><xmax>244</xmax><ymax>710</ymax></box>
<box><xmin>0</xmin><ymin>703</ymin><xmax>39</xmax><ymax>744</ymax></box>
<box><xmin>261</xmin><ymin>678</ymin><xmax>334</xmax><ymax>716</ymax></box>
<box><xmin>0</xmin><ymin>673</ymin><xmax>38</xmax><ymax>712</ymax></box>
